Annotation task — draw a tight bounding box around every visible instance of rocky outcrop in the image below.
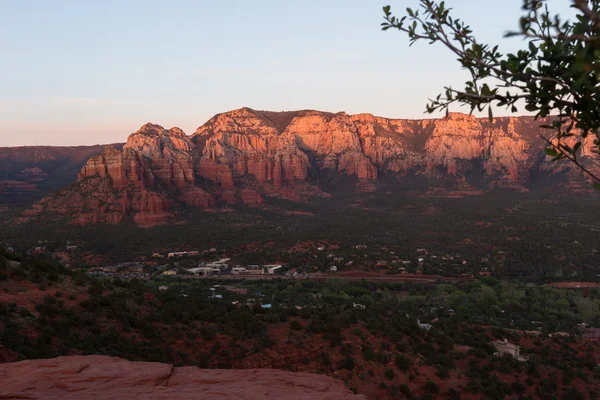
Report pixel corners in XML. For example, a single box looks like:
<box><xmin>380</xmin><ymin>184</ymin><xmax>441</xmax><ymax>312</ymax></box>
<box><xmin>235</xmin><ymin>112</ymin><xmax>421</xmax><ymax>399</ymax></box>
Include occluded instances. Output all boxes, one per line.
<box><xmin>0</xmin><ymin>355</ymin><xmax>365</xmax><ymax>400</ymax></box>
<box><xmin>423</xmin><ymin>113</ymin><xmax>534</xmax><ymax>183</ymax></box>
<box><xmin>18</xmin><ymin>108</ymin><xmax>599</xmax><ymax>225</ymax></box>
<box><xmin>194</xmin><ymin>108</ymin><xmax>311</xmax><ymax>191</ymax></box>
<box><xmin>29</xmin><ymin>124</ymin><xmax>213</xmax><ymax>226</ymax></box>
<box><xmin>239</xmin><ymin>188</ymin><xmax>263</xmax><ymax>206</ymax></box>
<box><xmin>79</xmin><ymin>124</ymin><xmax>196</xmax><ymax>191</ymax></box>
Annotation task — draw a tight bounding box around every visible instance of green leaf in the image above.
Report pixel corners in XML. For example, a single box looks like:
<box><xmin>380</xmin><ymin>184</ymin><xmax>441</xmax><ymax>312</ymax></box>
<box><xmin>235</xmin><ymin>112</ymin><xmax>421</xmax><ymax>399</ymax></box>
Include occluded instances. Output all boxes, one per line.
<box><xmin>594</xmin><ymin>183</ymin><xmax>600</xmax><ymax>191</ymax></box>
<box><xmin>525</xmin><ymin>104</ymin><xmax>538</xmax><ymax>112</ymax></box>
<box><xmin>544</xmin><ymin>148</ymin><xmax>559</xmax><ymax>158</ymax></box>
<box><xmin>503</xmin><ymin>31</ymin><xmax>521</xmax><ymax>37</ymax></box>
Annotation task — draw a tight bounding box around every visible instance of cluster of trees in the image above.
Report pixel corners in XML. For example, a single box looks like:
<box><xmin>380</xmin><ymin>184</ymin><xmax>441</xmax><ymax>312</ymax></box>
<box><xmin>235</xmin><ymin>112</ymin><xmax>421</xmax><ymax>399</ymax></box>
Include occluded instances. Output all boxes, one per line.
<box><xmin>1</xmin><ymin>247</ymin><xmax>599</xmax><ymax>397</ymax></box>
<box><xmin>3</xmin><ymin>187</ymin><xmax>599</xmax><ymax>282</ymax></box>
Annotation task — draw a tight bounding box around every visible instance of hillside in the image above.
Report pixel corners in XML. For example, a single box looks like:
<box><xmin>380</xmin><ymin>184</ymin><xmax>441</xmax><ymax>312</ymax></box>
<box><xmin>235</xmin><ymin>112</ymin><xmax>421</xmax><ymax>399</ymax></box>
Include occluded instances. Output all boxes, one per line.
<box><xmin>0</xmin><ymin>144</ymin><xmax>123</xmax><ymax>204</ymax></box>
<box><xmin>1</xmin><ymin>248</ymin><xmax>599</xmax><ymax>399</ymax></box>
<box><xmin>14</xmin><ymin>108</ymin><xmax>600</xmax><ymax>226</ymax></box>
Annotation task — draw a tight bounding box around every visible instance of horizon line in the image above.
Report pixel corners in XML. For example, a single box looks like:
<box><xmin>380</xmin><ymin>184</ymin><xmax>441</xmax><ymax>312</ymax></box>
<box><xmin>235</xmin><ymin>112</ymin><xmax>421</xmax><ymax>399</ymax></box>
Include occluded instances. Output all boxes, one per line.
<box><xmin>1</xmin><ymin>107</ymin><xmax>539</xmax><ymax>149</ymax></box>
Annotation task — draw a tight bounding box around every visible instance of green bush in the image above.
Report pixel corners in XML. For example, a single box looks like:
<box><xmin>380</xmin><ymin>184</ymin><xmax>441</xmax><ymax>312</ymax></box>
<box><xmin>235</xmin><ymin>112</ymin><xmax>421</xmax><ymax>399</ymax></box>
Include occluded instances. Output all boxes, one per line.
<box><xmin>337</xmin><ymin>357</ymin><xmax>355</xmax><ymax>371</ymax></box>
<box><xmin>384</xmin><ymin>368</ymin><xmax>395</xmax><ymax>380</ymax></box>
<box><xmin>396</xmin><ymin>354</ymin><xmax>412</xmax><ymax>371</ymax></box>
<box><xmin>425</xmin><ymin>379</ymin><xmax>439</xmax><ymax>394</ymax></box>
<box><xmin>289</xmin><ymin>320</ymin><xmax>303</xmax><ymax>331</ymax></box>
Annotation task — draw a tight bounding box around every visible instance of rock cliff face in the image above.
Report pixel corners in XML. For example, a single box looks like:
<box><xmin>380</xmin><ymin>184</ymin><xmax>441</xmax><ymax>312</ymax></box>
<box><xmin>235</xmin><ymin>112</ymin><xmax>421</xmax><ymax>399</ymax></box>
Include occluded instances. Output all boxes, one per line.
<box><xmin>20</xmin><ymin>108</ymin><xmax>599</xmax><ymax>225</ymax></box>
<box><xmin>0</xmin><ymin>355</ymin><xmax>365</xmax><ymax>400</ymax></box>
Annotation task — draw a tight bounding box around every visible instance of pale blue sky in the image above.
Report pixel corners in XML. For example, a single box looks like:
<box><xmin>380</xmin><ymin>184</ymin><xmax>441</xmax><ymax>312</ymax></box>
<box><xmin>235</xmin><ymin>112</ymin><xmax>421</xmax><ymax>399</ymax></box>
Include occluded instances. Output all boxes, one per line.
<box><xmin>0</xmin><ymin>0</ymin><xmax>572</xmax><ymax>146</ymax></box>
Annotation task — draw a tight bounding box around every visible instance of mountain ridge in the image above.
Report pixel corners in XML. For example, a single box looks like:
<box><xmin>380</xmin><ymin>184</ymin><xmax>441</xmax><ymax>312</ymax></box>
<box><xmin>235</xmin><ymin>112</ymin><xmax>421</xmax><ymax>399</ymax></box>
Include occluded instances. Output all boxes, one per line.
<box><xmin>15</xmin><ymin>107</ymin><xmax>600</xmax><ymax>226</ymax></box>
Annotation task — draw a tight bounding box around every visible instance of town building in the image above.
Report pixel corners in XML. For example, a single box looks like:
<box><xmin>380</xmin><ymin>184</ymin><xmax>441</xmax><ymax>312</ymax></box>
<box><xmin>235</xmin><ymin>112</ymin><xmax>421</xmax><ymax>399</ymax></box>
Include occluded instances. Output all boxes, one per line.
<box><xmin>188</xmin><ymin>267</ymin><xmax>219</xmax><ymax>275</ymax></box>
<box><xmin>493</xmin><ymin>339</ymin><xmax>529</xmax><ymax>361</ymax></box>
<box><xmin>583</xmin><ymin>328</ymin><xmax>600</xmax><ymax>340</ymax></box>
<box><xmin>144</xmin><ymin>293</ymin><xmax>156</xmax><ymax>302</ymax></box>
<box><xmin>246</xmin><ymin>265</ymin><xmax>264</xmax><ymax>274</ymax></box>
<box><xmin>417</xmin><ymin>319</ymin><xmax>433</xmax><ymax>331</ymax></box>
<box><xmin>223</xmin><ymin>286</ymin><xmax>248</xmax><ymax>295</ymax></box>
<box><xmin>167</xmin><ymin>251</ymin><xmax>199</xmax><ymax>258</ymax></box>
<box><xmin>33</xmin><ymin>246</ymin><xmax>46</xmax><ymax>254</ymax></box>
<box><xmin>205</xmin><ymin>263</ymin><xmax>226</xmax><ymax>269</ymax></box>
<box><xmin>265</xmin><ymin>265</ymin><xmax>283</xmax><ymax>274</ymax></box>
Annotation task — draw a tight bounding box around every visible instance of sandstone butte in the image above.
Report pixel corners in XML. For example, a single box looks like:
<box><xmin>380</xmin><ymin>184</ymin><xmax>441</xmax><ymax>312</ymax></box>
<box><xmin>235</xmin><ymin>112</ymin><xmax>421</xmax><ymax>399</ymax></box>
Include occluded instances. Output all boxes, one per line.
<box><xmin>21</xmin><ymin>107</ymin><xmax>600</xmax><ymax>226</ymax></box>
<box><xmin>0</xmin><ymin>355</ymin><xmax>366</xmax><ymax>400</ymax></box>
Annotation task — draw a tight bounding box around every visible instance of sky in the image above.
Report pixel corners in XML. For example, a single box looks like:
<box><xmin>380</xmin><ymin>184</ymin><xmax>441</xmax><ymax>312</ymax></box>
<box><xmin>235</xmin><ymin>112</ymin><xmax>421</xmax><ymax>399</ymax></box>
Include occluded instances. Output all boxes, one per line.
<box><xmin>0</xmin><ymin>0</ymin><xmax>573</xmax><ymax>146</ymax></box>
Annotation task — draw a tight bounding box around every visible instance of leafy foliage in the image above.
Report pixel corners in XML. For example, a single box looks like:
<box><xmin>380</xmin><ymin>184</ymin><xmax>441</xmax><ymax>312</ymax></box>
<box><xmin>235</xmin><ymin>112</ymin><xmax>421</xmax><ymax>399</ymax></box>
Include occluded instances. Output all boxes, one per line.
<box><xmin>382</xmin><ymin>0</ymin><xmax>600</xmax><ymax>184</ymax></box>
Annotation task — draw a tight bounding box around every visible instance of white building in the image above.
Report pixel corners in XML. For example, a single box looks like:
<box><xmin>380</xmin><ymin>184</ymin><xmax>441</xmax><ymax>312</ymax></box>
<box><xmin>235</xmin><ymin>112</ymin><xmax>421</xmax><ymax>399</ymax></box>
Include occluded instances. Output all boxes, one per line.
<box><xmin>417</xmin><ymin>319</ymin><xmax>433</xmax><ymax>331</ymax></box>
<box><xmin>168</xmin><ymin>251</ymin><xmax>199</xmax><ymax>258</ymax></box>
<box><xmin>493</xmin><ymin>339</ymin><xmax>529</xmax><ymax>361</ymax></box>
<box><xmin>188</xmin><ymin>267</ymin><xmax>219</xmax><ymax>275</ymax></box>
<box><xmin>265</xmin><ymin>265</ymin><xmax>283</xmax><ymax>274</ymax></box>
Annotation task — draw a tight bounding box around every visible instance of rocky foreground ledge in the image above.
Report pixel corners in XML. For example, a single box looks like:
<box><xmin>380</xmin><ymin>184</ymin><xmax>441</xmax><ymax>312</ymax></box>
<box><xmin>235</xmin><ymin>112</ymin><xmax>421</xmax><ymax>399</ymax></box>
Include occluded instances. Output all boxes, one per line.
<box><xmin>0</xmin><ymin>355</ymin><xmax>365</xmax><ymax>399</ymax></box>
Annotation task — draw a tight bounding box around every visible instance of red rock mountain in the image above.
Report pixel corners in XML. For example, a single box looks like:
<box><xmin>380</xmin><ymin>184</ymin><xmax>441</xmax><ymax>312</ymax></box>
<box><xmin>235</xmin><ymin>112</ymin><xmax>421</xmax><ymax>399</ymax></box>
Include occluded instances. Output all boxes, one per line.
<box><xmin>21</xmin><ymin>108</ymin><xmax>599</xmax><ymax>225</ymax></box>
<box><xmin>0</xmin><ymin>355</ymin><xmax>365</xmax><ymax>400</ymax></box>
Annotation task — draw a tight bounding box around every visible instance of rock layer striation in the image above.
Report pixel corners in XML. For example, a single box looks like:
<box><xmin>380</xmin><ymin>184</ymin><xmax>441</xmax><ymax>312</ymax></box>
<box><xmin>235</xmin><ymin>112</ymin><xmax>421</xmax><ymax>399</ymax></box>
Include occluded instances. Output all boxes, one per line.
<box><xmin>21</xmin><ymin>108</ymin><xmax>599</xmax><ymax>225</ymax></box>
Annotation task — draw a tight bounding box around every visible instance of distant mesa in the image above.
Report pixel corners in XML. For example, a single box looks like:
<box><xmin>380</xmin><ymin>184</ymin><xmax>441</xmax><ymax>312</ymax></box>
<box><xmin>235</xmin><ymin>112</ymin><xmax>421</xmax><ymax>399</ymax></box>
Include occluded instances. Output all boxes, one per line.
<box><xmin>16</xmin><ymin>107</ymin><xmax>600</xmax><ymax>226</ymax></box>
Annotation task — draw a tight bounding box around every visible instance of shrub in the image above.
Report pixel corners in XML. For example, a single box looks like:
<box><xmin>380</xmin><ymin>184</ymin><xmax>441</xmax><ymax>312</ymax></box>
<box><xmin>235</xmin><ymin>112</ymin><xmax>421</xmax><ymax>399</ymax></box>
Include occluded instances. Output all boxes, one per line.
<box><xmin>19</xmin><ymin>307</ymin><xmax>32</xmax><ymax>318</ymax></box>
<box><xmin>385</xmin><ymin>368</ymin><xmax>395</xmax><ymax>380</ymax></box>
<box><xmin>436</xmin><ymin>366</ymin><xmax>450</xmax><ymax>380</ymax></box>
<box><xmin>337</xmin><ymin>357</ymin><xmax>355</xmax><ymax>371</ymax></box>
<box><xmin>398</xmin><ymin>384</ymin><xmax>412</xmax><ymax>398</ymax></box>
<box><xmin>200</xmin><ymin>325</ymin><xmax>217</xmax><ymax>341</ymax></box>
<box><xmin>289</xmin><ymin>320</ymin><xmax>303</xmax><ymax>331</ymax></box>
<box><xmin>425</xmin><ymin>380</ymin><xmax>439</xmax><ymax>394</ymax></box>
<box><xmin>396</xmin><ymin>354</ymin><xmax>412</xmax><ymax>371</ymax></box>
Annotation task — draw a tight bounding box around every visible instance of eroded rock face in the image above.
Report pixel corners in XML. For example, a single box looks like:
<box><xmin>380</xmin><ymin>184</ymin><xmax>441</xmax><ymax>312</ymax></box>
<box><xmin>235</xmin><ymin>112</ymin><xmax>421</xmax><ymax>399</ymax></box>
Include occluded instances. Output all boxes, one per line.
<box><xmin>36</xmin><ymin>124</ymin><xmax>214</xmax><ymax>226</ymax></box>
<box><xmin>423</xmin><ymin>113</ymin><xmax>533</xmax><ymax>183</ymax></box>
<box><xmin>0</xmin><ymin>355</ymin><xmax>366</xmax><ymax>400</ymax></box>
<box><xmin>20</xmin><ymin>108</ymin><xmax>599</xmax><ymax>225</ymax></box>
